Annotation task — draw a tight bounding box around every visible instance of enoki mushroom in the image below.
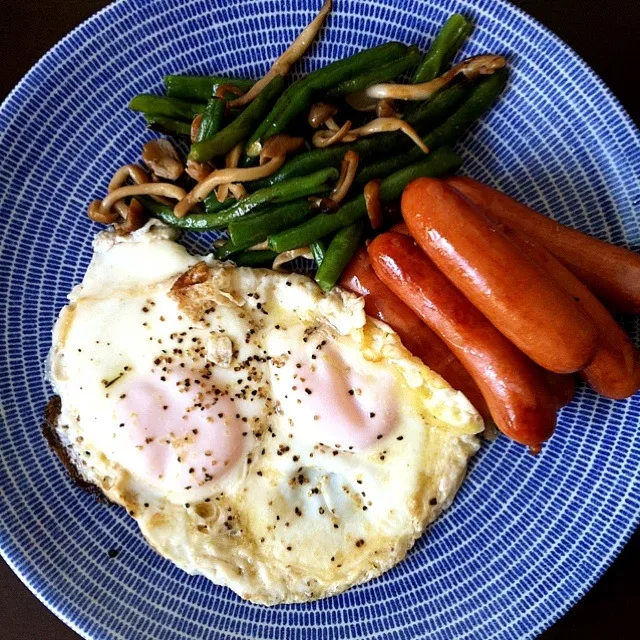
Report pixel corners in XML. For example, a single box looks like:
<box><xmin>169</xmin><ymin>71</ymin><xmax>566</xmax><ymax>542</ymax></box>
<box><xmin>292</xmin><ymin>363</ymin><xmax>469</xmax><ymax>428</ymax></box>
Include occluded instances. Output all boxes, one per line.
<box><xmin>174</xmin><ymin>135</ymin><xmax>304</xmax><ymax>218</ymax></box>
<box><xmin>174</xmin><ymin>158</ymin><xmax>285</xmax><ymax>218</ymax></box>
<box><xmin>364</xmin><ymin>55</ymin><xmax>507</xmax><ymax>101</ymax></box>
<box><xmin>329</xmin><ymin>150</ymin><xmax>359</xmax><ymax>204</ymax></box>
<box><xmin>216</xmin><ymin>143</ymin><xmax>243</xmax><ymax>203</ymax></box>
<box><xmin>228</xmin><ymin>0</ymin><xmax>332</xmax><ymax>108</ymax></box>
<box><xmin>313</xmin><ymin>117</ymin><xmax>428</xmax><ymax>153</ymax></box>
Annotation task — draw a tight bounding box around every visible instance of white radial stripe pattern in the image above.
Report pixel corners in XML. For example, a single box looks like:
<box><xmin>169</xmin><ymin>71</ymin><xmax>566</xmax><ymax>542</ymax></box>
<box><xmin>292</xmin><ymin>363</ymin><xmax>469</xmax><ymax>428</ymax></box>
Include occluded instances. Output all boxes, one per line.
<box><xmin>0</xmin><ymin>0</ymin><xmax>639</xmax><ymax>639</ymax></box>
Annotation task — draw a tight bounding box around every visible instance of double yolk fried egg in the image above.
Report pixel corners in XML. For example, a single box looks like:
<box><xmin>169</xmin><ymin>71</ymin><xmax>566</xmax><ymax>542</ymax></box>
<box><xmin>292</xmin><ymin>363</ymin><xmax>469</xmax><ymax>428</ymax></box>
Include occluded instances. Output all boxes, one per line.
<box><xmin>47</xmin><ymin>221</ymin><xmax>482</xmax><ymax>604</ymax></box>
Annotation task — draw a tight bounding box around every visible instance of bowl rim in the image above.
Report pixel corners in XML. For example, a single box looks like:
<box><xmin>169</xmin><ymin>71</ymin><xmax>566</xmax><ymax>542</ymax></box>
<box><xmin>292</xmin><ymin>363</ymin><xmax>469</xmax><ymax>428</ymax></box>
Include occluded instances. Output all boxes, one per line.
<box><xmin>0</xmin><ymin>1</ymin><xmax>638</xmax><ymax>639</ymax></box>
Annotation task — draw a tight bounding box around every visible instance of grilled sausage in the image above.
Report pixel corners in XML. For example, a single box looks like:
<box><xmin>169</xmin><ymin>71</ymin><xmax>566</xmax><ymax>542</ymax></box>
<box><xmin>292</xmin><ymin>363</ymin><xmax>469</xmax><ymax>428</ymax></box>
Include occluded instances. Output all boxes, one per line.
<box><xmin>402</xmin><ymin>178</ymin><xmax>599</xmax><ymax>373</ymax></box>
<box><xmin>446</xmin><ymin>175</ymin><xmax>640</xmax><ymax>314</ymax></box>
<box><xmin>391</xmin><ymin>220</ymin><xmax>578</xmax><ymax>407</ymax></box>
<box><xmin>340</xmin><ymin>247</ymin><xmax>491</xmax><ymax>419</ymax></box>
<box><xmin>368</xmin><ymin>232</ymin><xmax>558</xmax><ymax>447</ymax></box>
<box><xmin>494</xmin><ymin>222</ymin><xmax>640</xmax><ymax>399</ymax></box>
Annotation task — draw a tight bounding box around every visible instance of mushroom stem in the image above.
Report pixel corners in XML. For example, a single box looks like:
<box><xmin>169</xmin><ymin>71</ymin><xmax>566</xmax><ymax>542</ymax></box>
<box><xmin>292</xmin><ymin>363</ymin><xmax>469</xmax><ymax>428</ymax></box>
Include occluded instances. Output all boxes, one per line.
<box><xmin>174</xmin><ymin>156</ymin><xmax>287</xmax><ymax>218</ymax></box>
<box><xmin>115</xmin><ymin>198</ymin><xmax>150</xmax><ymax>234</ymax></box>
<box><xmin>324</xmin><ymin>117</ymin><xmax>342</xmax><ymax>132</ymax></box>
<box><xmin>312</xmin><ymin>117</ymin><xmax>428</xmax><ymax>153</ymax></box>
<box><xmin>107</xmin><ymin>164</ymin><xmax>151</xmax><ymax>218</ymax></box>
<box><xmin>364</xmin><ymin>55</ymin><xmax>507</xmax><ymax>101</ymax></box>
<box><xmin>216</xmin><ymin>84</ymin><xmax>244</xmax><ymax>99</ymax></box>
<box><xmin>88</xmin><ymin>200</ymin><xmax>120</xmax><ymax>224</ymax></box>
<box><xmin>228</xmin><ymin>183</ymin><xmax>247</xmax><ymax>200</ymax></box>
<box><xmin>329</xmin><ymin>151</ymin><xmax>359</xmax><ymax>204</ymax></box>
<box><xmin>311</xmin><ymin>120</ymin><xmax>352</xmax><ymax>148</ymax></box>
<box><xmin>100</xmin><ymin>183</ymin><xmax>186</xmax><ymax>218</ymax></box>
<box><xmin>228</xmin><ymin>0</ymin><xmax>332</xmax><ymax>108</ymax></box>
<box><xmin>216</xmin><ymin>143</ymin><xmax>244</xmax><ymax>203</ymax></box>
<box><xmin>376</xmin><ymin>98</ymin><xmax>398</xmax><ymax>118</ymax></box>
<box><xmin>227</xmin><ymin>143</ymin><xmax>243</xmax><ymax>168</ymax></box>
<box><xmin>260</xmin><ymin>134</ymin><xmax>305</xmax><ymax>165</ymax></box>
<box><xmin>351</xmin><ymin>118</ymin><xmax>429</xmax><ymax>153</ymax></box>
<box><xmin>108</xmin><ymin>164</ymin><xmax>151</xmax><ymax>191</ymax></box>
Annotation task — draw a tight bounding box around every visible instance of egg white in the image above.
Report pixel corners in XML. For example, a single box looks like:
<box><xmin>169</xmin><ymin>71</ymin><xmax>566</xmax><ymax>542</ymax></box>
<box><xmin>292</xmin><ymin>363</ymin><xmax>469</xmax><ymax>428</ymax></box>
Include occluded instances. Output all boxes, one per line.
<box><xmin>48</xmin><ymin>221</ymin><xmax>482</xmax><ymax>604</ymax></box>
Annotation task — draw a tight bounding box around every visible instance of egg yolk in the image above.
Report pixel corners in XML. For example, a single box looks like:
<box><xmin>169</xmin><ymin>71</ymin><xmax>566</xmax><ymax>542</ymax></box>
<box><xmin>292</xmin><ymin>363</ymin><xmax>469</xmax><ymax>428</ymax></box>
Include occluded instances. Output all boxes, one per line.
<box><xmin>114</xmin><ymin>370</ymin><xmax>244</xmax><ymax>488</ymax></box>
<box><xmin>270</xmin><ymin>341</ymin><xmax>398</xmax><ymax>449</ymax></box>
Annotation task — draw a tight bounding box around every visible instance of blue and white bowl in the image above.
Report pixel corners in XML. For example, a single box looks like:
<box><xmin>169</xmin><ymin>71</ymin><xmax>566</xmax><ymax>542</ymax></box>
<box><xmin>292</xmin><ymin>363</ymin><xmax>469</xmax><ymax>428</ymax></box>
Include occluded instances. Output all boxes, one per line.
<box><xmin>0</xmin><ymin>1</ymin><xmax>638</xmax><ymax>639</ymax></box>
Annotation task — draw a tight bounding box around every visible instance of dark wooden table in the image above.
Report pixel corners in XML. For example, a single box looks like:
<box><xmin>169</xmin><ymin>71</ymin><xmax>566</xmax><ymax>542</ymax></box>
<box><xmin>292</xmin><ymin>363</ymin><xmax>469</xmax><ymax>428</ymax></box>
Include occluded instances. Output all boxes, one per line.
<box><xmin>1</xmin><ymin>1</ymin><xmax>638</xmax><ymax>638</ymax></box>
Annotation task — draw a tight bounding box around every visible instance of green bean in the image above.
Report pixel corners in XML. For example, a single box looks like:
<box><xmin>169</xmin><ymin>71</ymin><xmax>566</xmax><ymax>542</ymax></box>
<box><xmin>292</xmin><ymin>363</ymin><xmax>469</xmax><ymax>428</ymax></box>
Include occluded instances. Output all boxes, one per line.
<box><xmin>310</xmin><ymin>240</ymin><xmax>327</xmax><ymax>267</ymax></box>
<box><xmin>216</xmin><ymin>201</ymin><xmax>313</xmax><ymax>258</ymax></box>
<box><xmin>412</xmin><ymin>14</ymin><xmax>472</xmax><ymax>84</ymax></box>
<box><xmin>189</xmin><ymin>75</ymin><xmax>285</xmax><ymax>162</ymax></box>
<box><xmin>424</xmin><ymin>68</ymin><xmax>507</xmax><ymax>144</ymax></box>
<box><xmin>314</xmin><ymin>223</ymin><xmax>364</xmax><ymax>291</ymax></box>
<box><xmin>209</xmin><ymin>167</ymin><xmax>337</xmax><ymax>227</ymax></box>
<box><xmin>326</xmin><ymin>47</ymin><xmax>421</xmax><ymax>98</ymax></box>
<box><xmin>248</xmin><ymin>82</ymin><xmax>469</xmax><ymax>191</ymax></box>
<box><xmin>151</xmin><ymin>167</ymin><xmax>336</xmax><ymax>230</ymax></box>
<box><xmin>204</xmin><ymin>193</ymin><xmax>238</xmax><ymax>214</ymax></box>
<box><xmin>248</xmin><ymin>139</ymin><xmax>387</xmax><ymax>190</ymax></box>
<box><xmin>244</xmin><ymin>42</ymin><xmax>408</xmax><ymax>159</ymax></box>
<box><xmin>214</xmin><ymin>238</ymin><xmax>244</xmax><ymax>260</ymax></box>
<box><xmin>196</xmin><ymin>98</ymin><xmax>225</xmax><ymax>143</ymax></box>
<box><xmin>229</xmin><ymin>200</ymin><xmax>314</xmax><ymax>248</ymax></box>
<box><xmin>356</xmin><ymin>69</ymin><xmax>507</xmax><ymax>185</ymax></box>
<box><xmin>138</xmin><ymin>197</ymin><xmax>220</xmax><ymax>231</ymax></box>
<box><xmin>407</xmin><ymin>81</ymin><xmax>468</xmax><ymax>132</ymax></box>
<box><xmin>241</xmin><ymin>82</ymin><xmax>309</xmax><ymax>165</ymax></box>
<box><xmin>164</xmin><ymin>75</ymin><xmax>254</xmax><ymax>101</ymax></box>
<box><xmin>129</xmin><ymin>94</ymin><xmax>205</xmax><ymax>121</ymax></box>
<box><xmin>269</xmin><ymin>146</ymin><xmax>462</xmax><ymax>252</ymax></box>
<box><xmin>232</xmin><ymin>250</ymin><xmax>279</xmax><ymax>267</ymax></box>
<box><xmin>374</xmin><ymin>146</ymin><xmax>461</xmax><ymax>201</ymax></box>
<box><xmin>143</xmin><ymin>115</ymin><xmax>192</xmax><ymax>137</ymax></box>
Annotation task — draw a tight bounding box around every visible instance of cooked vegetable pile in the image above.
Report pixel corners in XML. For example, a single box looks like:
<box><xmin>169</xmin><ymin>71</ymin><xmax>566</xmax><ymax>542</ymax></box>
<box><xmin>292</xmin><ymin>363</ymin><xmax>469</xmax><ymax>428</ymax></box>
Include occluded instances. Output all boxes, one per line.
<box><xmin>88</xmin><ymin>2</ymin><xmax>507</xmax><ymax>290</ymax></box>
<box><xmin>84</xmin><ymin>1</ymin><xmax>640</xmax><ymax>452</ymax></box>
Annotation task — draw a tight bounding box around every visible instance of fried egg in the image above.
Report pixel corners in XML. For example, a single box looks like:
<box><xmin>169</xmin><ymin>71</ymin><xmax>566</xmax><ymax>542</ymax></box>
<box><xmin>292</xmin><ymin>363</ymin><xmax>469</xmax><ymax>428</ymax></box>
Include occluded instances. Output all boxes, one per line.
<box><xmin>47</xmin><ymin>221</ymin><xmax>483</xmax><ymax>604</ymax></box>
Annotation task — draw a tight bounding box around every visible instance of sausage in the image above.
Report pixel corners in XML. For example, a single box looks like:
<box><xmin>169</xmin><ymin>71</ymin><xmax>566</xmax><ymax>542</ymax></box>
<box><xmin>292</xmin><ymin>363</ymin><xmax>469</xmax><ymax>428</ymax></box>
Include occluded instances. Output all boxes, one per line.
<box><xmin>368</xmin><ymin>232</ymin><xmax>558</xmax><ymax>447</ymax></box>
<box><xmin>495</xmin><ymin>222</ymin><xmax>640</xmax><ymax>399</ymax></box>
<box><xmin>401</xmin><ymin>178</ymin><xmax>599</xmax><ymax>374</ymax></box>
<box><xmin>445</xmin><ymin>176</ymin><xmax>640</xmax><ymax>314</ymax></box>
<box><xmin>391</xmin><ymin>221</ymin><xmax>577</xmax><ymax>407</ymax></box>
<box><xmin>389</xmin><ymin>222</ymin><xmax>409</xmax><ymax>235</ymax></box>
<box><xmin>340</xmin><ymin>247</ymin><xmax>491</xmax><ymax>419</ymax></box>
<box><xmin>544</xmin><ymin>372</ymin><xmax>576</xmax><ymax>409</ymax></box>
